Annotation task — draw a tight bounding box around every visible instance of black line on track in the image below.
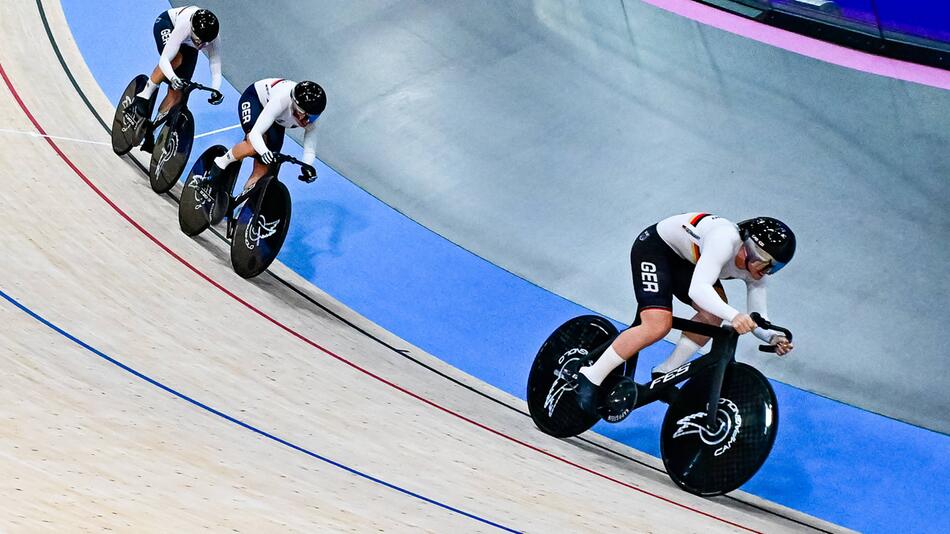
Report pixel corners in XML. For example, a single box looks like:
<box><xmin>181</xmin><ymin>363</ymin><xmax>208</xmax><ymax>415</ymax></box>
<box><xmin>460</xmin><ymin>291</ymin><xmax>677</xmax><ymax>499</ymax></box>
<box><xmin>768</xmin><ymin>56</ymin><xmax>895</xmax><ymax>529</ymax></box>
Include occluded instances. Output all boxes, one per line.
<box><xmin>33</xmin><ymin>1</ymin><xmax>831</xmax><ymax>531</ymax></box>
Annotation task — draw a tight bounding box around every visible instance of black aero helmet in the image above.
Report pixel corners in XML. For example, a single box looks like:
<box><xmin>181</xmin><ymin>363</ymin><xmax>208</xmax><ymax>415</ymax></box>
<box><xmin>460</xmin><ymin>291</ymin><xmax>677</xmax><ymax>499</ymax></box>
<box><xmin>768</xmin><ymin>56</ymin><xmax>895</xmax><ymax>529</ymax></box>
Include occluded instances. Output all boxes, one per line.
<box><xmin>292</xmin><ymin>81</ymin><xmax>327</xmax><ymax>117</ymax></box>
<box><xmin>738</xmin><ymin>217</ymin><xmax>796</xmax><ymax>274</ymax></box>
<box><xmin>191</xmin><ymin>9</ymin><xmax>219</xmax><ymax>43</ymax></box>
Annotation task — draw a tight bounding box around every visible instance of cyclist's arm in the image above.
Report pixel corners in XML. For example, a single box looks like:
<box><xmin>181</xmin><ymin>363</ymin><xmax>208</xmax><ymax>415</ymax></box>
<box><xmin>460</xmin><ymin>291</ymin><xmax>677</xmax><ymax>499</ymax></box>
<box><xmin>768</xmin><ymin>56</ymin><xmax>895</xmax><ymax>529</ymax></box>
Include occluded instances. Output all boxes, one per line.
<box><xmin>746</xmin><ymin>278</ymin><xmax>780</xmax><ymax>342</ymax></box>
<box><xmin>158</xmin><ymin>22</ymin><xmax>191</xmax><ymax>82</ymax></box>
<box><xmin>301</xmin><ymin>123</ymin><xmax>318</xmax><ymax>165</ymax></box>
<box><xmin>203</xmin><ymin>39</ymin><xmax>222</xmax><ymax>91</ymax></box>
<box><xmin>689</xmin><ymin>229</ymin><xmax>741</xmax><ymax>322</ymax></box>
<box><xmin>247</xmin><ymin>98</ymin><xmax>283</xmax><ymax>156</ymax></box>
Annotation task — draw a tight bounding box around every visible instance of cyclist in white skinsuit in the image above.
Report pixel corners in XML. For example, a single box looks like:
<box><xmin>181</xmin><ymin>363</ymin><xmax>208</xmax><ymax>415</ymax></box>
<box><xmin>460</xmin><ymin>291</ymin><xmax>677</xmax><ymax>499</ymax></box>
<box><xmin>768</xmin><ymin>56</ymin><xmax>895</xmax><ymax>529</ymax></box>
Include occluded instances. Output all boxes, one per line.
<box><xmin>574</xmin><ymin>213</ymin><xmax>796</xmax><ymax>414</ymax></box>
<box><xmin>206</xmin><ymin>78</ymin><xmax>325</xmax><ymax>195</ymax></box>
<box><xmin>131</xmin><ymin>6</ymin><xmax>223</xmax><ymax>152</ymax></box>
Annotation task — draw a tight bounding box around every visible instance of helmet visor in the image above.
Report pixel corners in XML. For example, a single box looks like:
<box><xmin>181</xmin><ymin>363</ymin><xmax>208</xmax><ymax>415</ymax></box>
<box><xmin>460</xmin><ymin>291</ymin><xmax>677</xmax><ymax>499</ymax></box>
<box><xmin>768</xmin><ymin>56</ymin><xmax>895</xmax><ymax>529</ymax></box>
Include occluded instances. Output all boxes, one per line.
<box><xmin>745</xmin><ymin>240</ymin><xmax>786</xmax><ymax>275</ymax></box>
<box><xmin>292</xmin><ymin>100</ymin><xmax>321</xmax><ymax>124</ymax></box>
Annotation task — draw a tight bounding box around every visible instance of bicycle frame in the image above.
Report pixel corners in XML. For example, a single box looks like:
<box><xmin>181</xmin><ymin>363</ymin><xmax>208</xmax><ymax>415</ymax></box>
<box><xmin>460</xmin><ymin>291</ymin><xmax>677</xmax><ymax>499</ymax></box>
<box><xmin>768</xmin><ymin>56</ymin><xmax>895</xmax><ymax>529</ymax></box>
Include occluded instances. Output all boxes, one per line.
<box><xmin>224</xmin><ymin>154</ymin><xmax>305</xmax><ymax>240</ymax></box>
<box><xmin>622</xmin><ymin>313</ymin><xmax>790</xmax><ymax>431</ymax></box>
<box><xmin>628</xmin><ymin>318</ymin><xmax>735</xmax><ymax>431</ymax></box>
<box><xmin>150</xmin><ymin>81</ymin><xmax>209</xmax><ymax>131</ymax></box>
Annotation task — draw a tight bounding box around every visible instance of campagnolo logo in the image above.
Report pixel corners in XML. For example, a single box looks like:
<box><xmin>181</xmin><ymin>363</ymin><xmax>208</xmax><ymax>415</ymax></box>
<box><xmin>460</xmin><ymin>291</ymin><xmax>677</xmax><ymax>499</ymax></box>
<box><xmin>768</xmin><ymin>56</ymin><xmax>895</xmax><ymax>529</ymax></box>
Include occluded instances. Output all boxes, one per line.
<box><xmin>673</xmin><ymin>398</ymin><xmax>742</xmax><ymax>457</ymax></box>
<box><xmin>542</xmin><ymin>347</ymin><xmax>588</xmax><ymax>417</ymax></box>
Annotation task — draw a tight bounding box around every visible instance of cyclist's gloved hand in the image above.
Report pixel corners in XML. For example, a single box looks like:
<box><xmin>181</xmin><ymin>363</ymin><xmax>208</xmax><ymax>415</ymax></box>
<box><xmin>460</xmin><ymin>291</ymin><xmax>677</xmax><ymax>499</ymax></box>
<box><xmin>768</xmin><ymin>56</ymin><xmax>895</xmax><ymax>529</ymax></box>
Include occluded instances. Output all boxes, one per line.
<box><xmin>169</xmin><ymin>77</ymin><xmax>186</xmax><ymax>91</ymax></box>
<box><xmin>299</xmin><ymin>164</ymin><xmax>317</xmax><ymax>183</ymax></box>
<box><xmin>731</xmin><ymin>313</ymin><xmax>756</xmax><ymax>334</ymax></box>
<box><xmin>208</xmin><ymin>91</ymin><xmax>224</xmax><ymax>105</ymax></box>
<box><xmin>259</xmin><ymin>151</ymin><xmax>276</xmax><ymax>165</ymax></box>
<box><xmin>770</xmin><ymin>335</ymin><xmax>794</xmax><ymax>356</ymax></box>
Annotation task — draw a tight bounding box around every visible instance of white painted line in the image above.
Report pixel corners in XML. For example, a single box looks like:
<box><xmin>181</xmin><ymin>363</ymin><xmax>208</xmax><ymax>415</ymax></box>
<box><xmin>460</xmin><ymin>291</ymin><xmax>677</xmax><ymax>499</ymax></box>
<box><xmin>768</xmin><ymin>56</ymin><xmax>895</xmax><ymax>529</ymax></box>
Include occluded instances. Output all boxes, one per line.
<box><xmin>194</xmin><ymin>123</ymin><xmax>242</xmax><ymax>139</ymax></box>
<box><xmin>0</xmin><ymin>127</ymin><xmax>110</xmax><ymax>146</ymax></box>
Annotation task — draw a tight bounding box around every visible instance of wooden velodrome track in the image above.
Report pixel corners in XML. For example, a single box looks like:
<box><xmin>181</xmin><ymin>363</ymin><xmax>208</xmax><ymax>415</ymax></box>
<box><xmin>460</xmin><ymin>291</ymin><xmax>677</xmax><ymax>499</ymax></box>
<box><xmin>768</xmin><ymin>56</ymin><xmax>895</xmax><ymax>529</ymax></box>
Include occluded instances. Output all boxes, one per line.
<box><xmin>0</xmin><ymin>1</ymin><xmax>850</xmax><ymax>532</ymax></box>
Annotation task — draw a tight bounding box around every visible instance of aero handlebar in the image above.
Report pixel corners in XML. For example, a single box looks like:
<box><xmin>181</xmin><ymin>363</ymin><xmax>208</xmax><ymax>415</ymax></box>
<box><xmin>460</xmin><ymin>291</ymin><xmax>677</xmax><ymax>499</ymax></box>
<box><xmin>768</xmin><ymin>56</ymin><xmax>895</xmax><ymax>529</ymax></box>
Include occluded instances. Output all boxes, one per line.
<box><xmin>750</xmin><ymin>312</ymin><xmax>793</xmax><ymax>353</ymax></box>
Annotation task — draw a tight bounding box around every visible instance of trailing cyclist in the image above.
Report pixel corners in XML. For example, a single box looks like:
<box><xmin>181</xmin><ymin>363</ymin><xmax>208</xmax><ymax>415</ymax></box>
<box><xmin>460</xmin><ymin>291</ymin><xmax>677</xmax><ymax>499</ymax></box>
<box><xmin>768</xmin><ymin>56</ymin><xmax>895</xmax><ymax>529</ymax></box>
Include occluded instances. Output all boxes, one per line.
<box><xmin>131</xmin><ymin>6</ymin><xmax>223</xmax><ymax>152</ymax></box>
<box><xmin>574</xmin><ymin>213</ymin><xmax>796</xmax><ymax>414</ymax></box>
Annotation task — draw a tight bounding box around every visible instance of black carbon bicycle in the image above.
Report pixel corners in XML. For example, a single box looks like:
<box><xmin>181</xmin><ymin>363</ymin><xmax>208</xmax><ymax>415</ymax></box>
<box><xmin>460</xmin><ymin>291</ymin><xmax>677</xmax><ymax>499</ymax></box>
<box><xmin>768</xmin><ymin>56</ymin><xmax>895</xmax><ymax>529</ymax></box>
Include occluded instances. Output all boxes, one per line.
<box><xmin>110</xmin><ymin>74</ymin><xmax>221</xmax><ymax>194</ymax></box>
<box><xmin>178</xmin><ymin>146</ymin><xmax>315</xmax><ymax>278</ymax></box>
<box><xmin>526</xmin><ymin>313</ymin><xmax>792</xmax><ymax>496</ymax></box>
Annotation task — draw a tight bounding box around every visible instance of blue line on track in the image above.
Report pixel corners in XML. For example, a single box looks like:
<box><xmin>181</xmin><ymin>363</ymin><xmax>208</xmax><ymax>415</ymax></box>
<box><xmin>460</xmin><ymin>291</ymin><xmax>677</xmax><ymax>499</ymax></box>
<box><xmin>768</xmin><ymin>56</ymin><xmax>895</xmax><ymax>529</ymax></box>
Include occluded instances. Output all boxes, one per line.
<box><xmin>0</xmin><ymin>287</ymin><xmax>521</xmax><ymax>533</ymax></box>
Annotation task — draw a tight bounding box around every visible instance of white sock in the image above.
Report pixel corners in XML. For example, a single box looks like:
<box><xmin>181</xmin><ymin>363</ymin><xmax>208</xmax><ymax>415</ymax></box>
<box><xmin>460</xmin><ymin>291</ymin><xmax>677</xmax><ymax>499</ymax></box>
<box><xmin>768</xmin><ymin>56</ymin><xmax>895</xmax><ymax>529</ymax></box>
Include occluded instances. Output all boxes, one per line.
<box><xmin>136</xmin><ymin>80</ymin><xmax>158</xmax><ymax>99</ymax></box>
<box><xmin>213</xmin><ymin>149</ymin><xmax>237</xmax><ymax>170</ymax></box>
<box><xmin>654</xmin><ymin>336</ymin><xmax>702</xmax><ymax>375</ymax></box>
<box><xmin>579</xmin><ymin>346</ymin><xmax>625</xmax><ymax>386</ymax></box>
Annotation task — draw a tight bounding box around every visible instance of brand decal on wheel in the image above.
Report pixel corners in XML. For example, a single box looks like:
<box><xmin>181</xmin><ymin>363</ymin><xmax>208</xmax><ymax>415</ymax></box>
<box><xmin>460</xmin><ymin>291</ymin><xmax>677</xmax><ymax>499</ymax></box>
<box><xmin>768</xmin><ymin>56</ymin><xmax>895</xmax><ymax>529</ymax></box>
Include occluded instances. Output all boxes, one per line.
<box><xmin>120</xmin><ymin>95</ymin><xmax>137</xmax><ymax>132</ymax></box>
<box><xmin>188</xmin><ymin>174</ymin><xmax>214</xmax><ymax>207</ymax></box>
<box><xmin>154</xmin><ymin>132</ymin><xmax>178</xmax><ymax>178</ymax></box>
<box><xmin>672</xmin><ymin>398</ymin><xmax>742</xmax><ymax>457</ymax></box>
<box><xmin>244</xmin><ymin>215</ymin><xmax>281</xmax><ymax>250</ymax></box>
<box><xmin>542</xmin><ymin>347</ymin><xmax>588</xmax><ymax>417</ymax></box>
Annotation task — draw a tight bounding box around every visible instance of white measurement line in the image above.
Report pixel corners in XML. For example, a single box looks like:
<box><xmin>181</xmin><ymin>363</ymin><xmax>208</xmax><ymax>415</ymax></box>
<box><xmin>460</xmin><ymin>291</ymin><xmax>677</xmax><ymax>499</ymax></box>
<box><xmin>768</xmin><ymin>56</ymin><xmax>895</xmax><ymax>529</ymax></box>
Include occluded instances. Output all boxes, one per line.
<box><xmin>194</xmin><ymin>123</ymin><xmax>242</xmax><ymax>139</ymax></box>
<box><xmin>0</xmin><ymin>127</ymin><xmax>110</xmax><ymax>146</ymax></box>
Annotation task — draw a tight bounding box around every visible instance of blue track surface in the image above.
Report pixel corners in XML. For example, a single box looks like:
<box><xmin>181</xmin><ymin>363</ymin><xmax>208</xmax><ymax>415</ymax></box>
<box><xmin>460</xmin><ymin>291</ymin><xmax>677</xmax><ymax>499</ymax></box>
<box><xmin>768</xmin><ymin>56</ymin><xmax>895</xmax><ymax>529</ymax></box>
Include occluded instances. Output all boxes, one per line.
<box><xmin>58</xmin><ymin>1</ymin><xmax>949</xmax><ymax>532</ymax></box>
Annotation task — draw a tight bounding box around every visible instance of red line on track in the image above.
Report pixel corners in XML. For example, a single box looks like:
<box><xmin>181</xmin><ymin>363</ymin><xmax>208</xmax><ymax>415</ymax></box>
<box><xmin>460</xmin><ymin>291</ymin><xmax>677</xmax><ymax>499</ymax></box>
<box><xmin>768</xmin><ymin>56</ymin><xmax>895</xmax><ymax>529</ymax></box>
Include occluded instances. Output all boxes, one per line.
<box><xmin>0</xmin><ymin>62</ymin><xmax>761</xmax><ymax>534</ymax></box>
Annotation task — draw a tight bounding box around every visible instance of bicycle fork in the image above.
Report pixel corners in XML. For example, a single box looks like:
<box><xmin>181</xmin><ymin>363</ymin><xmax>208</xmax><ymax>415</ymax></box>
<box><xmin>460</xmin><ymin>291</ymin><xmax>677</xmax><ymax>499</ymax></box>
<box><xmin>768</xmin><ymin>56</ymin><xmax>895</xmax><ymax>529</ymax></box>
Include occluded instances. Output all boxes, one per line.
<box><xmin>704</xmin><ymin>331</ymin><xmax>738</xmax><ymax>431</ymax></box>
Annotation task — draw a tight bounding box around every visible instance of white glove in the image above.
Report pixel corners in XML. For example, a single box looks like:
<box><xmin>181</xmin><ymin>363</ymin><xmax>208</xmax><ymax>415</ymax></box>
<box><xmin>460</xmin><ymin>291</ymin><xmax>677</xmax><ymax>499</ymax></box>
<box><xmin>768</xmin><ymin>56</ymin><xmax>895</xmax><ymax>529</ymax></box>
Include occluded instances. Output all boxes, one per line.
<box><xmin>169</xmin><ymin>77</ymin><xmax>185</xmax><ymax>91</ymax></box>
<box><xmin>260</xmin><ymin>151</ymin><xmax>276</xmax><ymax>165</ymax></box>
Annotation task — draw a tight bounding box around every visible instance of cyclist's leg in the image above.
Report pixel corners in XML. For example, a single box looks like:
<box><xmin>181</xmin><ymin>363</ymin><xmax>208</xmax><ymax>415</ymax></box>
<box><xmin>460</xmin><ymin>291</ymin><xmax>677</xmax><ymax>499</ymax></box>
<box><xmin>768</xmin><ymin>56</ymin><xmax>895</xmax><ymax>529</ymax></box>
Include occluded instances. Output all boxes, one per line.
<box><xmin>653</xmin><ymin>281</ymin><xmax>726</xmax><ymax>375</ymax></box>
<box><xmin>156</xmin><ymin>49</ymin><xmax>197</xmax><ymax>116</ymax></box>
<box><xmin>241</xmin><ymin>125</ymin><xmax>285</xmax><ymax>193</ymax></box>
<box><xmin>137</xmin><ymin>12</ymin><xmax>173</xmax><ymax>109</ymax></box>
<box><xmin>211</xmin><ymin>84</ymin><xmax>264</xmax><ymax>178</ymax></box>
<box><xmin>578</xmin><ymin>225</ymin><xmax>675</xmax><ymax>385</ymax></box>
<box><xmin>609</xmin><ymin>308</ymin><xmax>673</xmax><ymax>357</ymax></box>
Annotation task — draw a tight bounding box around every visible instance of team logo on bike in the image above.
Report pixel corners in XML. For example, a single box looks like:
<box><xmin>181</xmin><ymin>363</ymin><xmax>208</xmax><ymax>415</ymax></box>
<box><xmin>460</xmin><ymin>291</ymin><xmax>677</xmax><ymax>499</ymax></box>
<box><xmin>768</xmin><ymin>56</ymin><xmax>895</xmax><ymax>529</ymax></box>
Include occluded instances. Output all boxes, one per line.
<box><xmin>672</xmin><ymin>398</ymin><xmax>742</xmax><ymax>457</ymax></box>
<box><xmin>542</xmin><ymin>347</ymin><xmax>588</xmax><ymax>417</ymax></box>
<box><xmin>154</xmin><ymin>132</ymin><xmax>178</xmax><ymax>178</ymax></box>
<box><xmin>245</xmin><ymin>215</ymin><xmax>281</xmax><ymax>250</ymax></box>
<box><xmin>187</xmin><ymin>174</ymin><xmax>215</xmax><ymax>207</ymax></box>
<box><xmin>120</xmin><ymin>96</ymin><xmax>138</xmax><ymax>132</ymax></box>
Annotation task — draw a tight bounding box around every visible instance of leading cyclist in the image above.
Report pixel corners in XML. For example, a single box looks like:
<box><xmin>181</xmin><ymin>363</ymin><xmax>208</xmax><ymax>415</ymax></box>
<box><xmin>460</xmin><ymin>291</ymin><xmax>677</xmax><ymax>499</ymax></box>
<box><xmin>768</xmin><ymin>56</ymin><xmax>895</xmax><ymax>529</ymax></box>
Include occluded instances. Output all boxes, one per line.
<box><xmin>131</xmin><ymin>6</ymin><xmax>223</xmax><ymax>152</ymax></box>
<box><xmin>574</xmin><ymin>213</ymin><xmax>796</xmax><ymax>414</ymax></box>
<box><xmin>204</xmin><ymin>78</ymin><xmax>324</xmax><ymax>198</ymax></box>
